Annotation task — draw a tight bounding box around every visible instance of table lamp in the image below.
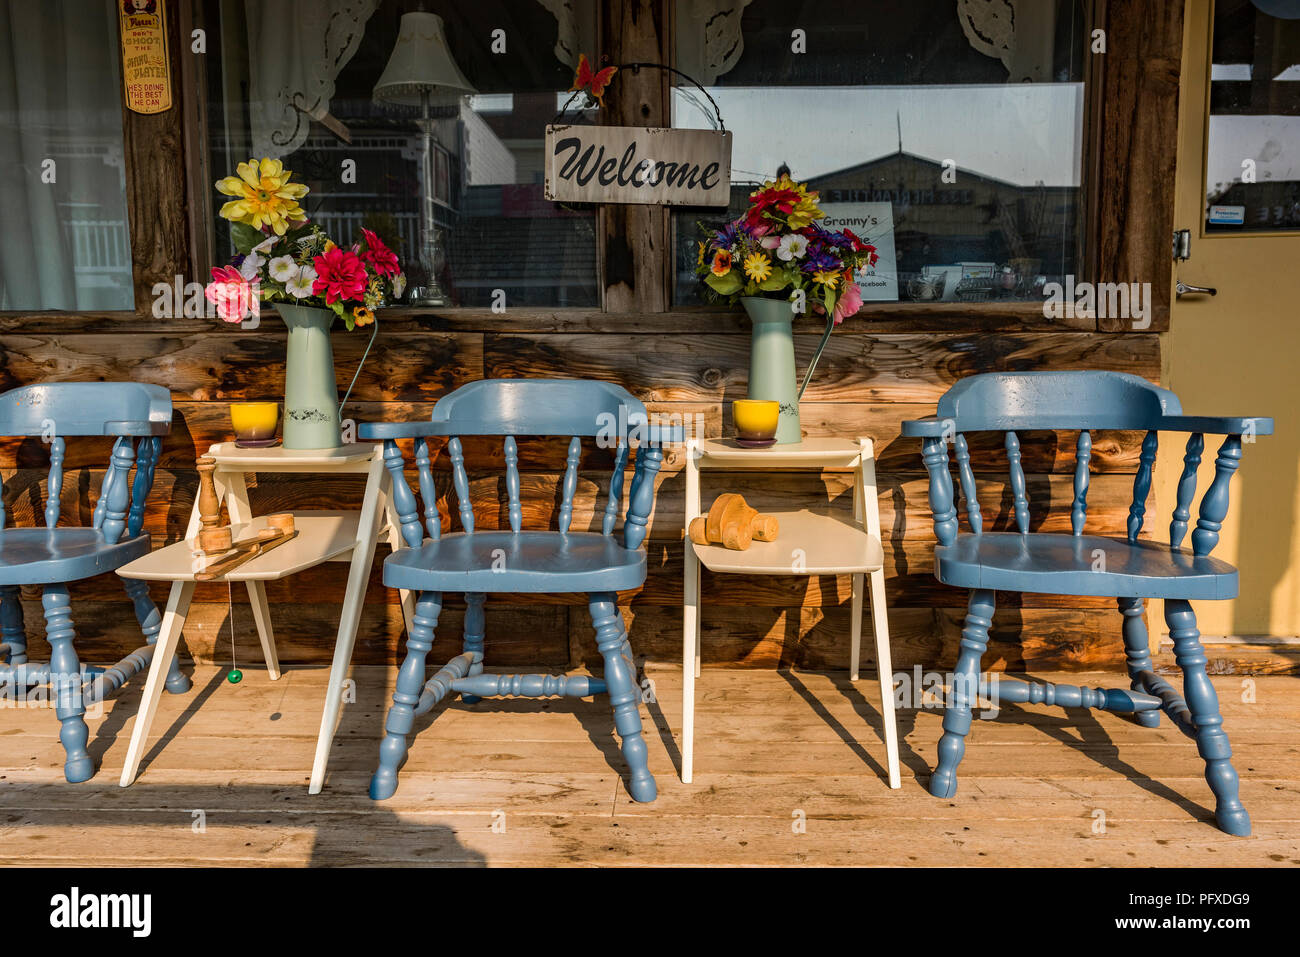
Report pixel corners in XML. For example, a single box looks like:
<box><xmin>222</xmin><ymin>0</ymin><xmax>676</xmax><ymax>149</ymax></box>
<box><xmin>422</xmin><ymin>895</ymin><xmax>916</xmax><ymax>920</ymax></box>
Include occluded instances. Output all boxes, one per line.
<box><xmin>373</xmin><ymin>9</ymin><xmax>476</xmax><ymax>306</ymax></box>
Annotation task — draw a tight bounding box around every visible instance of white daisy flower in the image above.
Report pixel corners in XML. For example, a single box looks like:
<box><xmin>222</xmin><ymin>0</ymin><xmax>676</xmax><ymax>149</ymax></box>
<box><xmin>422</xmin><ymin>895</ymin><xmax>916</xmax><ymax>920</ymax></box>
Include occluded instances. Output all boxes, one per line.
<box><xmin>268</xmin><ymin>255</ymin><xmax>299</xmax><ymax>283</ymax></box>
<box><xmin>285</xmin><ymin>264</ymin><xmax>317</xmax><ymax>299</ymax></box>
<box><xmin>777</xmin><ymin>234</ymin><xmax>808</xmax><ymax>261</ymax></box>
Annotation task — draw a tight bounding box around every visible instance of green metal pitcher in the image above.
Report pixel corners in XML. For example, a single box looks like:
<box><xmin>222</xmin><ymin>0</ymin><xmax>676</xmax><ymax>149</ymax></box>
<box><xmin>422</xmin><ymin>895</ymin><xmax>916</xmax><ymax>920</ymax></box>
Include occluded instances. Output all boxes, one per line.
<box><xmin>278</xmin><ymin>304</ymin><xmax>341</xmax><ymax>449</ymax></box>
<box><xmin>741</xmin><ymin>296</ymin><xmax>802</xmax><ymax>444</ymax></box>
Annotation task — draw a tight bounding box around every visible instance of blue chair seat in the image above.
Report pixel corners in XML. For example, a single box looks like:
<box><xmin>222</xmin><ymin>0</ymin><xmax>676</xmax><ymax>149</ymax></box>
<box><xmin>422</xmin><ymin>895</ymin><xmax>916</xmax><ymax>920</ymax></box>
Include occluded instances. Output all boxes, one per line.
<box><xmin>383</xmin><ymin>531</ymin><xmax>648</xmax><ymax>594</ymax></box>
<box><xmin>936</xmin><ymin>533</ymin><xmax>1237</xmax><ymax>599</ymax></box>
<box><xmin>0</xmin><ymin>529</ymin><xmax>152</xmax><ymax>586</ymax></box>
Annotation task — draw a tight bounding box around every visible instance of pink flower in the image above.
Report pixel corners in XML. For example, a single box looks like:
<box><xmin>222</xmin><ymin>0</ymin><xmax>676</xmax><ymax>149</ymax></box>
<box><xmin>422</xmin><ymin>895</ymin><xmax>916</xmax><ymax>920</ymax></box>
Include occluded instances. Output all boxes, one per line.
<box><xmin>759</xmin><ymin>234</ymin><xmax>781</xmax><ymax>250</ymax></box>
<box><xmin>311</xmin><ymin>247</ymin><xmax>368</xmax><ymax>304</ymax></box>
<box><xmin>833</xmin><ymin>279</ymin><xmax>863</xmax><ymax>325</ymax></box>
<box><xmin>205</xmin><ymin>265</ymin><xmax>259</xmax><ymax>323</ymax></box>
<box><xmin>360</xmin><ymin>227</ymin><xmax>401</xmax><ymax>278</ymax></box>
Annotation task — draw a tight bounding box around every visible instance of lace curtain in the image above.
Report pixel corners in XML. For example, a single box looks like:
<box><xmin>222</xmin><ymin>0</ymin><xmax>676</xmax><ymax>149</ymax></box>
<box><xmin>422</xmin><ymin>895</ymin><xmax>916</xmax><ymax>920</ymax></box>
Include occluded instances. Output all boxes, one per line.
<box><xmin>537</xmin><ymin>0</ymin><xmax>751</xmax><ymax>85</ymax></box>
<box><xmin>247</xmin><ymin>0</ymin><xmax>380</xmax><ymax>158</ymax></box>
<box><xmin>957</xmin><ymin>0</ymin><xmax>1057</xmax><ymax>83</ymax></box>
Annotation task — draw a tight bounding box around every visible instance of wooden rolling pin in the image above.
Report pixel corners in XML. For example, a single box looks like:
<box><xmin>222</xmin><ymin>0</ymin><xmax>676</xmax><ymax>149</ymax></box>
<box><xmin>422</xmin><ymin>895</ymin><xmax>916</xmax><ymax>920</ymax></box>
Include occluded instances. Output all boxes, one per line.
<box><xmin>196</xmin><ymin>513</ymin><xmax>297</xmax><ymax>581</ymax></box>
<box><xmin>688</xmin><ymin>493</ymin><xmax>779</xmax><ymax>551</ymax></box>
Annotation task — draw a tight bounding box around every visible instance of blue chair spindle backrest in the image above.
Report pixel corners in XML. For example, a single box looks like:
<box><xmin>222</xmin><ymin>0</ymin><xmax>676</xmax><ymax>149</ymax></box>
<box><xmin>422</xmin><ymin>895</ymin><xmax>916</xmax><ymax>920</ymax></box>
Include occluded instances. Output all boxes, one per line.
<box><xmin>0</xmin><ymin>383</ymin><xmax>171</xmax><ymax>544</ymax></box>
<box><xmin>901</xmin><ymin>371</ymin><xmax>1273</xmax><ymax>555</ymax></box>
<box><xmin>381</xmin><ymin>380</ymin><xmax>656</xmax><ymax>550</ymax></box>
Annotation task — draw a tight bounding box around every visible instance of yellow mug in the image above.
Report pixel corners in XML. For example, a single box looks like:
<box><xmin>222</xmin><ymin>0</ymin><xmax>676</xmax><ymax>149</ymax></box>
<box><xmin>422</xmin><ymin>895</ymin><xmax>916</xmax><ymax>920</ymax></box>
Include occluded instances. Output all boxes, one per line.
<box><xmin>230</xmin><ymin>401</ymin><xmax>280</xmax><ymax>448</ymax></box>
<box><xmin>732</xmin><ymin>399</ymin><xmax>780</xmax><ymax>442</ymax></box>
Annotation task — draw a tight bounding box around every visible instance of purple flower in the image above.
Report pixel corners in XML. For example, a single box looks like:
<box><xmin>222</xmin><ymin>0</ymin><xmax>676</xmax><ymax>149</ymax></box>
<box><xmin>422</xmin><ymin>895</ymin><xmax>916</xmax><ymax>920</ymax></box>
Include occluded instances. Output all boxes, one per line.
<box><xmin>713</xmin><ymin>219</ymin><xmax>741</xmax><ymax>248</ymax></box>
<box><xmin>801</xmin><ymin>248</ymin><xmax>840</xmax><ymax>274</ymax></box>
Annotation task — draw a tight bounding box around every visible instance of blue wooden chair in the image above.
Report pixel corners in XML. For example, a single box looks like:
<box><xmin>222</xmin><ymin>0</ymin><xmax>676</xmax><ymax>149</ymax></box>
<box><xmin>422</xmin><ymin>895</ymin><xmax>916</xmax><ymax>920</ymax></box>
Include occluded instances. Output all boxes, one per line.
<box><xmin>361</xmin><ymin>379</ymin><xmax>680</xmax><ymax>803</ymax></box>
<box><xmin>903</xmin><ymin>371</ymin><xmax>1272</xmax><ymax>835</ymax></box>
<box><xmin>0</xmin><ymin>382</ymin><xmax>190</xmax><ymax>782</ymax></box>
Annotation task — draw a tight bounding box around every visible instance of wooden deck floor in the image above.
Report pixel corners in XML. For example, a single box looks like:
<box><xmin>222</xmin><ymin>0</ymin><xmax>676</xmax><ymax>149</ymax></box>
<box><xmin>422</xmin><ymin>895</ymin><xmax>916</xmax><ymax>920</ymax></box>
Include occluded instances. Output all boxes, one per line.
<box><xmin>1</xmin><ymin>664</ymin><xmax>1297</xmax><ymax>866</ymax></box>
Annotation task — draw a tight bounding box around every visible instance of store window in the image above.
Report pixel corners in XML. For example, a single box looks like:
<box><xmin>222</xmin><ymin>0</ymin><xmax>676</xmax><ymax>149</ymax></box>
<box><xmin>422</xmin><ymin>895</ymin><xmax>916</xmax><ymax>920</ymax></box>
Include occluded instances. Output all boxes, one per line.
<box><xmin>198</xmin><ymin>0</ymin><xmax>599</xmax><ymax>308</ymax></box>
<box><xmin>671</xmin><ymin>0</ymin><xmax>1087</xmax><ymax>305</ymax></box>
<box><xmin>0</xmin><ymin>0</ymin><xmax>135</xmax><ymax>311</ymax></box>
<box><xmin>1205</xmin><ymin>0</ymin><xmax>1300</xmax><ymax>233</ymax></box>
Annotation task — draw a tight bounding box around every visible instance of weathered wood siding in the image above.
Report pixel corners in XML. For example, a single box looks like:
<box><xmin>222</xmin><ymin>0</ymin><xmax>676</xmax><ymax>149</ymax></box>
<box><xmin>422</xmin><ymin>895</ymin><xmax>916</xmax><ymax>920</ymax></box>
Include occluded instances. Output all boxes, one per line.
<box><xmin>0</xmin><ymin>307</ymin><xmax>1179</xmax><ymax>674</ymax></box>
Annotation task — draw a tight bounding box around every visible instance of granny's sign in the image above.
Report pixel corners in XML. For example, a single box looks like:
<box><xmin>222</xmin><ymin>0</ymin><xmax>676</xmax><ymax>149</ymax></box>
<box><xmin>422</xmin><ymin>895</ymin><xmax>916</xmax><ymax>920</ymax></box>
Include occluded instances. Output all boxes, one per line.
<box><xmin>544</xmin><ymin>125</ymin><xmax>732</xmax><ymax>207</ymax></box>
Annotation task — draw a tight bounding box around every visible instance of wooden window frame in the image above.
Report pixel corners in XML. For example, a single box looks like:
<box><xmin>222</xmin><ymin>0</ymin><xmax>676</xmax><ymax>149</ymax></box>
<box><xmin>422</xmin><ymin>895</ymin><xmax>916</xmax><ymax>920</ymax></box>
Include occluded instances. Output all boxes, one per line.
<box><xmin>1</xmin><ymin>0</ymin><xmax>1180</xmax><ymax>336</ymax></box>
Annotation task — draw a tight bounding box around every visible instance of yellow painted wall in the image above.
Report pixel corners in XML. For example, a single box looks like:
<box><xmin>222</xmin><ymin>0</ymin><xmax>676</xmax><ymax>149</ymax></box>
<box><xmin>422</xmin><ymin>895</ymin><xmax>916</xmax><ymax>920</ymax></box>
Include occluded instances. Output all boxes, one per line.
<box><xmin>1161</xmin><ymin>0</ymin><xmax>1300</xmax><ymax>639</ymax></box>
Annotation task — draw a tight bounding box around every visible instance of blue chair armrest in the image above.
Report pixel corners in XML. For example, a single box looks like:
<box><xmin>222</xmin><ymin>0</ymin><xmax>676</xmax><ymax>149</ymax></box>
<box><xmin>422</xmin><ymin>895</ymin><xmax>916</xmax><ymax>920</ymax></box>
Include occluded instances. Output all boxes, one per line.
<box><xmin>1159</xmin><ymin>415</ymin><xmax>1273</xmax><ymax>436</ymax></box>
<box><xmin>358</xmin><ymin>420</ymin><xmax>447</xmax><ymax>441</ymax></box>
<box><xmin>902</xmin><ymin>416</ymin><xmax>949</xmax><ymax>438</ymax></box>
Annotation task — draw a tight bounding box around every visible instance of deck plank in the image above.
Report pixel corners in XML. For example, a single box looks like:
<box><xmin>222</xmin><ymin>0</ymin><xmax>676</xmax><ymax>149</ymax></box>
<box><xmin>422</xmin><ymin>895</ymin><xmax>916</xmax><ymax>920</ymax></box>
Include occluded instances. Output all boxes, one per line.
<box><xmin>0</xmin><ymin>666</ymin><xmax>1296</xmax><ymax>866</ymax></box>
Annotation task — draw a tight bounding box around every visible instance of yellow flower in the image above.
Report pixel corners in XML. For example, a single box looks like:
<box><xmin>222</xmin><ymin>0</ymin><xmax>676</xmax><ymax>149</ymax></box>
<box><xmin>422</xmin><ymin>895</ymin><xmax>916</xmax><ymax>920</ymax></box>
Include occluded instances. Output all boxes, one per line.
<box><xmin>743</xmin><ymin>252</ymin><xmax>772</xmax><ymax>282</ymax></box>
<box><xmin>323</xmin><ymin>240</ymin><xmax>337</xmax><ymax>253</ymax></box>
<box><xmin>711</xmin><ymin>249</ymin><xmax>733</xmax><ymax>276</ymax></box>
<box><xmin>812</xmin><ymin>269</ymin><xmax>840</xmax><ymax>288</ymax></box>
<box><xmin>697</xmin><ymin>241</ymin><xmax>706</xmax><ymax>267</ymax></box>
<box><xmin>215</xmin><ymin>158</ymin><xmax>309</xmax><ymax>235</ymax></box>
<box><xmin>353</xmin><ymin>306</ymin><xmax>375</xmax><ymax>327</ymax></box>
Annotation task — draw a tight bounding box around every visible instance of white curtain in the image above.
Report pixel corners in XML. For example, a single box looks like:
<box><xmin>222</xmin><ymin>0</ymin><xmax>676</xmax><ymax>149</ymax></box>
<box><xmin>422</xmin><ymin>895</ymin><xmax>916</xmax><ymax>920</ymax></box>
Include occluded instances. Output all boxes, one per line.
<box><xmin>675</xmin><ymin>0</ymin><xmax>754</xmax><ymax>86</ymax></box>
<box><xmin>247</xmin><ymin>0</ymin><xmax>380</xmax><ymax>158</ymax></box>
<box><xmin>0</xmin><ymin>0</ymin><xmax>132</xmax><ymax>311</ymax></box>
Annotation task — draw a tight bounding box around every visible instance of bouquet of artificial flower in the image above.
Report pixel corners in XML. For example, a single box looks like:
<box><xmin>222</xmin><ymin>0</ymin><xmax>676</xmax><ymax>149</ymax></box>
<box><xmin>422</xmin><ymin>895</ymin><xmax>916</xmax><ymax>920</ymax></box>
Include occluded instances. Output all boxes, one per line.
<box><xmin>695</xmin><ymin>174</ymin><xmax>878</xmax><ymax>323</ymax></box>
<box><xmin>204</xmin><ymin>158</ymin><xmax>406</xmax><ymax>330</ymax></box>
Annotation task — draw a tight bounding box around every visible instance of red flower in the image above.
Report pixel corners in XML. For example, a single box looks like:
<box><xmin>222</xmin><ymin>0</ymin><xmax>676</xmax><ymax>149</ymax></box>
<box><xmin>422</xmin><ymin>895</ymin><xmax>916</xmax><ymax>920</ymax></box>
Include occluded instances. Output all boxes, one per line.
<box><xmin>359</xmin><ymin>227</ymin><xmax>400</xmax><ymax>278</ymax></box>
<box><xmin>312</xmin><ymin>247</ymin><xmax>368</xmax><ymax>304</ymax></box>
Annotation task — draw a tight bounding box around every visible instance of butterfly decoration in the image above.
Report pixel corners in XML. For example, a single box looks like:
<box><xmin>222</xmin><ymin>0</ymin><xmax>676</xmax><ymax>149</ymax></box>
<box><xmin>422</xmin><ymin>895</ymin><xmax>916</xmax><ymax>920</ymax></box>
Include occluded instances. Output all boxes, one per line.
<box><xmin>569</xmin><ymin>54</ymin><xmax>618</xmax><ymax>108</ymax></box>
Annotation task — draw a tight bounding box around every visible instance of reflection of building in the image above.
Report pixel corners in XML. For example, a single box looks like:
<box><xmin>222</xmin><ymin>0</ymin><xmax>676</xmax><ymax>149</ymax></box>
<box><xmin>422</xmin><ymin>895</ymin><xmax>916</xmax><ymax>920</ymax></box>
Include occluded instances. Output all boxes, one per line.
<box><xmin>807</xmin><ymin>151</ymin><xmax>1078</xmax><ymax>280</ymax></box>
<box><xmin>212</xmin><ymin>91</ymin><xmax>599</xmax><ymax>308</ymax></box>
<box><xmin>449</xmin><ymin>92</ymin><xmax>599</xmax><ymax>306</ymax></box>
<box><xmin>1207</xmin><ymin>179</ymin><xmax>1300</xmax><ymax>231</ymax></box>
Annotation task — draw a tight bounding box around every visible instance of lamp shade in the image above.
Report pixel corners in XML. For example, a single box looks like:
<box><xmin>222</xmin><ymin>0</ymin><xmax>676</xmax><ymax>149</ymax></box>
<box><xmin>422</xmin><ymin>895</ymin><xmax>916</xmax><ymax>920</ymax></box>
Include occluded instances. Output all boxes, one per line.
<box><xmin>373</xmin><ymin>12</ymin><xmax>476</xmax><ymax>105</ymax></box>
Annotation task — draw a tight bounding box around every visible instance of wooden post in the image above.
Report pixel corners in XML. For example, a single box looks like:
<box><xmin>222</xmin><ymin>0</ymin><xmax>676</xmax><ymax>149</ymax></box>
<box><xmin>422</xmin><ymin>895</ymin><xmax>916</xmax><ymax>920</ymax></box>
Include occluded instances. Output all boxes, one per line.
<box><xmin>1092</xmin><ymin>0</ymin><xmax>1184</xmax><ymax>333</ymax></box>
<box><xmin>599</xmin><ymin>0</ymin><xmax>671</xmax><ymax>313</ymax></box>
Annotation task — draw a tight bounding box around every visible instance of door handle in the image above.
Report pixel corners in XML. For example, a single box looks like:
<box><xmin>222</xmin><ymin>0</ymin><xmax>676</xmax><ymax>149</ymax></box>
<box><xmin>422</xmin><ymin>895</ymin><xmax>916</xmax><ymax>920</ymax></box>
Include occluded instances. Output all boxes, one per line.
<box><xmin>1175</xmin><ymin>281</ymin><xmax>1217</xmax><ymax>298</ymax></box>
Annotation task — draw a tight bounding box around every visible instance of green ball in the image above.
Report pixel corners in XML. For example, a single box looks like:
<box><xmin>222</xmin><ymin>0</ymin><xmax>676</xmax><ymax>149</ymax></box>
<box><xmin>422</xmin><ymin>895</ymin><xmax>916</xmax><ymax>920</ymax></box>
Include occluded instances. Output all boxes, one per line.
<box><xmin>227</xmin><ymin>668</ymin><xmax>243</xmax><ymax>684</ymax></box>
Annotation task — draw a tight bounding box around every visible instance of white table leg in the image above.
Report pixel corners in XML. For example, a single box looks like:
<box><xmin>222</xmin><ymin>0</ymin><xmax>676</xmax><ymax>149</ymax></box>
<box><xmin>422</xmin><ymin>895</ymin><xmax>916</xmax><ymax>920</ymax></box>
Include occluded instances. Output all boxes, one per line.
<box><xmin>869</xmin><ymin>567</ymin><xmax>901</xmax><ymax>789</ymax></box>
<box><xmin>244</xmin><ymin>581</ymin><xmax>280</xmax><ymax>680</ymax></box>
<box><xmin>682</xmin><ymin>541</ymin><xmax>699</xmax><ymax>784</ymax></box>
<box><xmin>850</xmin><ymin>571</ymin><xmax>864</xmax><ymax>682</ymax></box>
<box><xmin>309</xmin><ymin>452</ymin><xmax>387</xmax><ymax>794</ymax></box>
<box><xmin>222</xmin><ymin>470</ymin><xmax>280</xmax><ymax>679</ymax></box>
<box><xmin>119</xmin><ymin>580</ymin><xmax>195</xmax><ymax>787</ymax></box>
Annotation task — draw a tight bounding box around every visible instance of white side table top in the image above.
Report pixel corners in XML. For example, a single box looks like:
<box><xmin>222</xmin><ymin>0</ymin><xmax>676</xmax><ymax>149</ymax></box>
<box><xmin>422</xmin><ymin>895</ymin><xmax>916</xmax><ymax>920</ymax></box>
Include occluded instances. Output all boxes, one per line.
<box><xmin>690</xmin><ymin>508</ymin><xmax>884</xmax><ymax>575</ymax></box>
<box><xmin>696</xmin><ymin>437</ymin><xmax>863</xmax><ymax>469</ymax></box>
<box><xmin>120</xmin><ymin>512</ymin><xmax>365</xmax><ymax>582</ymax></box>
<box><xmin>203</xmin><ymin>442</ymin><xmax>375</xmax><ymax>468</ymax></box>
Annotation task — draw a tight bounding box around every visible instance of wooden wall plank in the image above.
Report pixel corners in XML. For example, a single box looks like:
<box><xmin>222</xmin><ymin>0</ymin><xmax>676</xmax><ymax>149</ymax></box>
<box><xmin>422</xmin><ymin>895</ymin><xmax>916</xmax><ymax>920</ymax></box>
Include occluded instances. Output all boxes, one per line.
<box><xmin>1093</xmin><ymin>0</ymin><xmax>1184</xmax><ymax>332</ymax></box>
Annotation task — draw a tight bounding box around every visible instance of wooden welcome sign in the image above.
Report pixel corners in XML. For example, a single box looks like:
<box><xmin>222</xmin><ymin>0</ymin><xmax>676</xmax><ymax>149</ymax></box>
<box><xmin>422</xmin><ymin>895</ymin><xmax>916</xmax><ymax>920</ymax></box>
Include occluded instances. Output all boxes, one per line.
<box><xmin>119</xmin><ymin>0</ymin><xmax>172</xmax><ymax>115</ymax></box>
<box><xmin>544</xmin><ymin>125</ymin><xmax>732</xmax><ymax>207</ymax></box>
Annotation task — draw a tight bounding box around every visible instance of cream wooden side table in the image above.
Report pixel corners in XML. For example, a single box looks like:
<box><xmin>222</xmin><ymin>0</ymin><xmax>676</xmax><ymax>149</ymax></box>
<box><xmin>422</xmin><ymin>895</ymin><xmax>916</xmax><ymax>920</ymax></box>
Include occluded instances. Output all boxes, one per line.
<box><xmin>682</xmin><ymin>436</ymin><xmax>900</xmax><ymax>788</ymax></box>
<box><xmin>116</xmin><ymin>443</ymin><xmax>414</xmax><ymax>793</ymax></box>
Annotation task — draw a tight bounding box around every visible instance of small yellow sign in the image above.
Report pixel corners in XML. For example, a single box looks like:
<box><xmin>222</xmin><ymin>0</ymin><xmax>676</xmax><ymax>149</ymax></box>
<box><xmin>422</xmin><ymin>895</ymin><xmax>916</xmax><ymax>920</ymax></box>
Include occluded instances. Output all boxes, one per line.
<box><xmin>119</xmin><ymin>0</ymin><xmax>171</xmax><ymax>115</ymax></box>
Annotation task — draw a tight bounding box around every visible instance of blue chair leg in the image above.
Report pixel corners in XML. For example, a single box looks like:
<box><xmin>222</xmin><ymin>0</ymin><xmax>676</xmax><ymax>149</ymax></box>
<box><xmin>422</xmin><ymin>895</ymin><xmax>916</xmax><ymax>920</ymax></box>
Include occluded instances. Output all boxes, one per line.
<box><xmin>929</xmin><ymin>588</ymin><xmax>994</xmax><ymax>799</ymax></box>
<box><xmin>460</xmin><ymin>592</ymin><xmax>486</xmax><ymax>704</ymax></box>
<box><xmin>1118</xmin><ymin>596</ymin><xmax>1159</xmax><ymax>728</ymax></box>
<box><xmin>43</xmin><ymin>585</ymin><xmax>93</xmax><ymax>783</ymax></box>
<box><xmin>588</xmin><ymin>592</ymin><xmax>656</xmax><ymax>802</ymax></box>
<box><xmin>371</xmin><ymin>590</ymin><xmax>442</xmax><ymax>801</ymax></box>
<box><xmin>122</xmin><ymin>578</ymin><xmax>190</xmax><ymax>695</ymax></box>
<box><xmin>1166</xmin><ymin>598</ymin><xmax>1250</xmax><ymax>836</ymax></box>
<box><xmin>0</xmin><ymin>584</ymin><xmax>26</xmax><ymax>665</ymax></box>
